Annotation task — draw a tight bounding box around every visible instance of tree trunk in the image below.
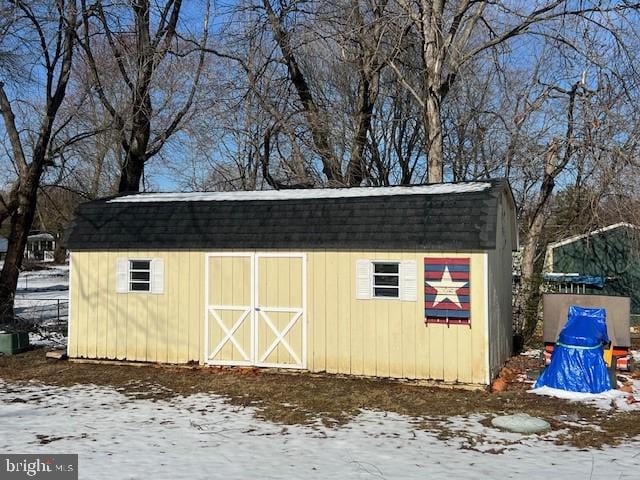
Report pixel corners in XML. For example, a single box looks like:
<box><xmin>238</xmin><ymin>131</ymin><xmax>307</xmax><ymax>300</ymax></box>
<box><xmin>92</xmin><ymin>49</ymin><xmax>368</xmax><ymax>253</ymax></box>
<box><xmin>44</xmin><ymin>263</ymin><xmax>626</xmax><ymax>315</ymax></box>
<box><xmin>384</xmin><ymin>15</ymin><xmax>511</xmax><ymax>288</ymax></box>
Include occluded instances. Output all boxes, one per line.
<box><xmin>53</xmin><ymin>236</ymin><xmax>66</xmax><ymax>264</ymax></box>
<box><xmin>419</xmin><ymin>0</ymin><xmax>445</xmax><ymax>184</ymax></box>
<box><xmin>0</xmin><ymin>230</ymin><xmax>27</xmax><ymax>327</ymax></box>
<box><xmin>0</xmin><ymin>175</ymin><xmax>41</xmax><ymax>327</ymax></box>
<box><xmin>425</xmin><ymin>87</ymin><xmax>444</xmax><ymax>183</ymax></box>
<box><xmin>118</xmin><ymin>150</ymin><xmax>146</xmax><ymax>192</ymax></box>
<box><xmin>347</xmin><ymin>71</ymin><xmax>376</xmax><ymax>186</ymax></box>
<box><xmin>515</xmin><ymin>141</ymin><xmax>560</xmax><ymax>343</ymax></box>
<box><xmin>517</xmin><ymin>210</ymin><xmax>546</xmax><ymax>342</ymax></box>
<box><xmin>116</xmin><ymin>1</ymin><xmax>154</xmax><ymax>193</ymax></box>
<box><xmin>89</xmin><ymin>141</ymin><xmax>109</xmax><ymax>199</ymax></box>
<box><xmin>262</xmin><ymin>0</ymin><xmax>343</xmax><ymax>185</ymax></box>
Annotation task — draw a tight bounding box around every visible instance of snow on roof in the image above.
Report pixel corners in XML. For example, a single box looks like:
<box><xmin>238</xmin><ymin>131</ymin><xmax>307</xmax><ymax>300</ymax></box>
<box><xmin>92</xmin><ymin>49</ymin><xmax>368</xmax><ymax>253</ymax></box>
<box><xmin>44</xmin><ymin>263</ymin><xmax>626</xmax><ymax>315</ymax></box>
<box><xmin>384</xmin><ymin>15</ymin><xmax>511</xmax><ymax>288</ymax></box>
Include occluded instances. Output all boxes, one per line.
<box><xmin>28</xmin><ymin>233</ymin><xmax>55</xmax><ymax>241</ymax></box>
<box><xmin>109</xmin><ymin>182</ymin><xmax>493</xmax><ymax>203</ymax></box>
<box><xmin>546</xmin><ymin>222</ymin><xmax>639</xmax><ymax>251</ymax></box>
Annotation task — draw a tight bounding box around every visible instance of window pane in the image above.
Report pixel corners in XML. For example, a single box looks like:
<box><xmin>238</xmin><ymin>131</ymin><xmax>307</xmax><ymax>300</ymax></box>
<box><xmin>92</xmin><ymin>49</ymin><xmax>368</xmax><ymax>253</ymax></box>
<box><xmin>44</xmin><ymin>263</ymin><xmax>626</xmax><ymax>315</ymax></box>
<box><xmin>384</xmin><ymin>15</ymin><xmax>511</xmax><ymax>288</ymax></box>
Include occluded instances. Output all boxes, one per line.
<box><xmin>130</xmin><ymin>282</ymin><xmax>150</xmax><ymax>292</ymax></box>
<box><xmin>130</xmin><ymin>260</ymin><xmax>150</xmax><ymax>271</ymax></box>
<box><xmin>374</xmin><ymin>275</ymin><xmax>399</xmax><ymax>287</ymax></box>
<box><xmin>131</xmin><ymin>271</ymin><xmax>150</xmax><ymax>281</ymax></box>
<box><xmin>374</xmin><ymin>263</ymin><xmax>398</xmax><ymax>274</ymax></box>
<box><xmin>374</xmin><ymin>287</ymin><xmax>399</xmax><ymax>298</ymax></box>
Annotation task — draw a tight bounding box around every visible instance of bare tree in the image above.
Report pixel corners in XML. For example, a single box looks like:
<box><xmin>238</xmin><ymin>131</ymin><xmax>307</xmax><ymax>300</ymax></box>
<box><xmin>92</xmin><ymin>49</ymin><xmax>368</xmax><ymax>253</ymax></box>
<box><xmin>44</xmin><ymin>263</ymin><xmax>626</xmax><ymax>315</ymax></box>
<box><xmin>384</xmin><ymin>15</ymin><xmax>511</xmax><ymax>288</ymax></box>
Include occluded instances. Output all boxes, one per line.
<box><xmin>389</xmin><ymin>0</ymin><xmax>640</xmax><ymax>183</ymax></box>
<box><xmin>0</xmin><ymin>1</ymin><xmax>77</xmax><ymax>326</ymax></box>
<box><xmin>248</xmin><ymin>0</ymin><xmax>390</xmax><ymax>186</ymax></box>
<box><xmin>77</xmin><ymin>0</ymin><xmax>209</xmax><ymax>192</ymax></box>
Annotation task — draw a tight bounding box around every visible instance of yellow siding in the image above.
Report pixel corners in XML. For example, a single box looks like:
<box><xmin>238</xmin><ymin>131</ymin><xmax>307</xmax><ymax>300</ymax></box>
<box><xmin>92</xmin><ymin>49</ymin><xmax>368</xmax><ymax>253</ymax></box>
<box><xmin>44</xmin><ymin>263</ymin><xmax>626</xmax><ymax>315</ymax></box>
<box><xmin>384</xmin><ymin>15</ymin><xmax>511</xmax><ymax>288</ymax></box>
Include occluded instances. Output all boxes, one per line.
<box><xmin>114</xmin><ymin>252</ymin><xmax>126</xmax><ymax>360</ymax></box>
<box><xmin>324</xmin><ymin>253</ymin><xmax>339</xmax><ymax>373</ymax></box>
<box><xmin>289</xmin><ymin>257</ymin><xmax>303</xmax><ymax>364</ymax></box>
<box><xmin>166</xmin><ymin>253</ymin><xmax>179</xmax><ymax>363</ymax></box>
<box><xmin>86</xmin><ymin>251</ymin><xmax>99</xmax><ymax>358</ymax></box>
<box><xmin>349</xmin><ymin>251</ymin><xmax>364</xmax><ymax>376</ymax></box>
<box><xmin>189</xmin><ymin>252</ymin><xmax>202</xmax><ymax>362</ymax></box>
<box><xmin>313</xmin><ymin>252</ymin><xmax>326</xmax><ymax>372</ymax></box>
<box><xmin>156</xmin><ymin>253</ymin><xmax>168</xmax><ymax>363</ymax></box>
<box><xmin>68</xmin><ymin>252</ymin><xmax>79</xmax><ymax>358</ymax></box>
<box><xmin>76</xmin><ymin>251</ymin><xmax>89</xmax><ymax>358</ymax></box>
<box><xmin>105</xmin><ymin>252</ymin><xmax>117</xmax><ymax>359</ymax></box>
<box><xmin>471</xmin><ymin>254</ymin><xmax>488</xmax><ymax>384</ymax></box>
<box><xmin>176</xmin><ymin>252</ymin><xmax>190</xmax><ymax>362</ymax></box>
<box><xmin>336</xmin><ymin>251</ymin><xmax>351</xmax><ymax>374</ymax></box>
<box><xmin>69</xmin><ymin>249</ymin><xmax>490</xmax><ymax>384</ymax></box>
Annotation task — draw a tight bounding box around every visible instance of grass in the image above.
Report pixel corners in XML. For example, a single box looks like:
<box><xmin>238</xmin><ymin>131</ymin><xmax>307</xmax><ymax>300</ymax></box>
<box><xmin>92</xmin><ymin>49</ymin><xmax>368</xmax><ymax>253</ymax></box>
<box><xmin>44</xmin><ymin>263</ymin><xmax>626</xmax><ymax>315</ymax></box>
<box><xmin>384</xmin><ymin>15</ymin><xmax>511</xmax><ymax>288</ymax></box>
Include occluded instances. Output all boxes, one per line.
<box><xmin>0</xmin><ymin>348</ymin><xmax>638</xmax><ymax>448</ymax></box>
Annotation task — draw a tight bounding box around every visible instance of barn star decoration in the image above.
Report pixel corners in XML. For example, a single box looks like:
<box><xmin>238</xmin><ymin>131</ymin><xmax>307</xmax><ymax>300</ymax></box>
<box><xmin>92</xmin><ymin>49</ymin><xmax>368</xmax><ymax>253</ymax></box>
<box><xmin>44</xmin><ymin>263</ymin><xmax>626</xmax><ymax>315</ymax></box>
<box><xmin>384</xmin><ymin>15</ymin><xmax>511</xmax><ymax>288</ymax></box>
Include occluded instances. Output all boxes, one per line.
<box><xmin>426</xmin><ymin>266</ymin><xmax>468</xmax><ymax>308</ymax></box>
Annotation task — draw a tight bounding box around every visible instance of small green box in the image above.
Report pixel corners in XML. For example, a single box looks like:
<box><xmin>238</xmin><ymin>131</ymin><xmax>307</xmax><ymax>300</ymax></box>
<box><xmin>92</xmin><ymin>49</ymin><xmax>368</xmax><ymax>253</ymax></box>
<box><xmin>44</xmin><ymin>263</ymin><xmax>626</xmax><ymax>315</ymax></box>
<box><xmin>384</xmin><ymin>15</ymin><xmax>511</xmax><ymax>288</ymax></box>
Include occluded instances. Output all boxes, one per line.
<box><xmin>0</xmin><ymin>332</ymin><xmax>30</xmax><ymax>354</ymax></box>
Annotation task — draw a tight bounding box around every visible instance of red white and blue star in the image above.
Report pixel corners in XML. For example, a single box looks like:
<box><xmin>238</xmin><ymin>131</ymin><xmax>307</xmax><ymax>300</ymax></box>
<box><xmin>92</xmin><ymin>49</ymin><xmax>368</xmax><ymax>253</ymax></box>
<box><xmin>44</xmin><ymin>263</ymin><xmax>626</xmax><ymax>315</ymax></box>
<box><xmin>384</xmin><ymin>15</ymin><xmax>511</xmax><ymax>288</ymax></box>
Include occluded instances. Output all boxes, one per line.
<box><xmin>424</xmin><ymin>258</ymin><xmax>471</xmax><ymax>325</ymax></box>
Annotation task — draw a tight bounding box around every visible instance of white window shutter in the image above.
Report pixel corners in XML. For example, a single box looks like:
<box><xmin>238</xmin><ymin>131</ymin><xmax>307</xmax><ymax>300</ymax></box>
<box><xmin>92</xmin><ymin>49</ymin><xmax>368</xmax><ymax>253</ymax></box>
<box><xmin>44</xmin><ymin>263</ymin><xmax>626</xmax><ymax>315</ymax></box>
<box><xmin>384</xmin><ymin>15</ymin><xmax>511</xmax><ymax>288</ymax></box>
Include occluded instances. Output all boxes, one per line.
<box><xmin>116</xmin><ymin>258</ymin><xmax>128</xmax><ymax>293</ymax></box>
<box><xmin>399</xmin><ymin>260</ymin><xmax>417</xmax><ymax>301</ymax></box>
<box><xmin>150</xmin><ymin>258</ymin><xmax>165</xmax><ymax>294</ymax></box>
<box><xmin>355</xmin><ymin>260</ymin><xmax>372</xmax><ymax>299</ymax></box>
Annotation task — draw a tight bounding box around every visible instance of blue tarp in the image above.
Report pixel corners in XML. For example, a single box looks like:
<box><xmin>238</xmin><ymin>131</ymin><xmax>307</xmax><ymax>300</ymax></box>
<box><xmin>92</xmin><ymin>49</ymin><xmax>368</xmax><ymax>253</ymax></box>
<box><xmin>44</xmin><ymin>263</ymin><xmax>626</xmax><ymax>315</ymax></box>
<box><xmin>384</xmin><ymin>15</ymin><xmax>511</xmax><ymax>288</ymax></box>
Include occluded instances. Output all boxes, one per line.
<box><xmin>535</xmin><ymin>305</ymin><xmax>611</xmax><ymax>393</ymax></box>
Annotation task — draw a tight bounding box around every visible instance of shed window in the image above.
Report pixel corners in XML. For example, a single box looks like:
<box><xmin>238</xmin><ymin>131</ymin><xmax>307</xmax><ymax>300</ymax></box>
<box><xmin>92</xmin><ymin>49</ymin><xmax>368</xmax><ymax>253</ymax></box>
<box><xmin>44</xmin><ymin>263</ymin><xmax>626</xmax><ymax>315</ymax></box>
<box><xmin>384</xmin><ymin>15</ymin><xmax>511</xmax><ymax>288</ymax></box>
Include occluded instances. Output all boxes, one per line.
<box><xmin>356</xmin><ymin>259</ymin><xmax>417</xmax><ymax>301</ymax></box>
<box><xmin>117</xmin><ymin>258</ymin><xmax>164</xmax><ymax>294</ymax></box>
<box><xmin>129</xmin><ymin>260</ymin><xmax>151</xmax><ymax>292</ymax></box>
<box><xmin>373</xmin><ymin>262</ymin><xmax>400</xmax><ymax>298</ymax></box>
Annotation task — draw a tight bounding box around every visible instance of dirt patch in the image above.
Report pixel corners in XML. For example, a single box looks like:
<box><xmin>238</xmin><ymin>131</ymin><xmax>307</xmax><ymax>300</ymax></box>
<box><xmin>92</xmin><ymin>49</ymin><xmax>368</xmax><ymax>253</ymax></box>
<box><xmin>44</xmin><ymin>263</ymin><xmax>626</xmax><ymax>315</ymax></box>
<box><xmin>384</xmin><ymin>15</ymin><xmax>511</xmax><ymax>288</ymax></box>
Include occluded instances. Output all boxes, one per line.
<box><xmin>498</xmin><ymin>353</ymin><xmax>543</xmax><ymax>391</ymax></box>
<box><xmin>0</xmin><ymin>348</ymin><xmax>638</xmax><ymax>448</ymax></box>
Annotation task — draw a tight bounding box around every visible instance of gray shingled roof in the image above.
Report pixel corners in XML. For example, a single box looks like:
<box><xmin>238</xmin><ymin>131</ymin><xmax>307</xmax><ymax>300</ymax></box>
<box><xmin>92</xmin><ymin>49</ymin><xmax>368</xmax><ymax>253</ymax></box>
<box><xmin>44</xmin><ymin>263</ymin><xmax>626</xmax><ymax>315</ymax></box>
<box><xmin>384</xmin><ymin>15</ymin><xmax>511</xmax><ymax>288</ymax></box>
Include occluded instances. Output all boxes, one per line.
<box><xmin>65</xmin><ymin>180</ymin><xmax>513</xmax><ymax>251</ymax></box>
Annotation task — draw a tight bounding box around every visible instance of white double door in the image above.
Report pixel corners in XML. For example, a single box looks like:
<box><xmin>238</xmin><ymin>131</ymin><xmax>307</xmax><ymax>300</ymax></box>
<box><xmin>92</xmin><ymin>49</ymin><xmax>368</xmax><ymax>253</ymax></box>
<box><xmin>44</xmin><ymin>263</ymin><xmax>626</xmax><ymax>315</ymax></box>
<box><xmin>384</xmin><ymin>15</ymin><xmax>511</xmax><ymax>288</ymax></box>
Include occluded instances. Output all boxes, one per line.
<box><xmin>205</xmin><ymin>253</ymin><xmax>306</xmax><ymax>369</ymax></box>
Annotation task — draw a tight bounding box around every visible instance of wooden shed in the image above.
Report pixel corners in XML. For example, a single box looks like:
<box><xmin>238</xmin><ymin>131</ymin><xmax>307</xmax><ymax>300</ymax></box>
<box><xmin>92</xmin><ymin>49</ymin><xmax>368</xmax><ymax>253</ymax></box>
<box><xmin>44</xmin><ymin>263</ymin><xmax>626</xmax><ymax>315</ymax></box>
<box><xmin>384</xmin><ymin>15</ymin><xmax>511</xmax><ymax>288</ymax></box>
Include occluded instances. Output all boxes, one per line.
<box><xmin>544</xmin><ymin>222</ymin><xmax>640</xmax><ymax>325</ymax></box>
<box><xmin>65</xmin><ymin>180</ymin><xmax>517</xmax><ymax>385</ymax></box>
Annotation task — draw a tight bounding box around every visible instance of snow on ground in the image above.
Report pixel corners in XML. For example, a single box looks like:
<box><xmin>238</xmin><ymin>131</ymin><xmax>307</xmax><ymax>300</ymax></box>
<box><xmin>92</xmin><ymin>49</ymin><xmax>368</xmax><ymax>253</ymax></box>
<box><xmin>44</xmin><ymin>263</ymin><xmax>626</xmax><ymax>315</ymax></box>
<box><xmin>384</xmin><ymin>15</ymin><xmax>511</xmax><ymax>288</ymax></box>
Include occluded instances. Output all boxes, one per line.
<box><xmin>14</xmin><ymin>265</ymin><xmax>69</xmax><ymax>301</ymax></box>
<box><xmin>520</xmin><ymin>349</ymin><xmax>542</xmax><ymax>358</ymax></box>
<box><xmin>529</xmin><ymin>383</ymin><xmax>640</xmax><ymax>412</ymax></box>
<box><xmin>1</xmin><ymin>380</ymin><xmax>639</xmax><ymax>480</ymax></box>
<box><xmin>11</xmin><ymin>265</ymin><xmax>69</xmax><ymax>347</ymax></box>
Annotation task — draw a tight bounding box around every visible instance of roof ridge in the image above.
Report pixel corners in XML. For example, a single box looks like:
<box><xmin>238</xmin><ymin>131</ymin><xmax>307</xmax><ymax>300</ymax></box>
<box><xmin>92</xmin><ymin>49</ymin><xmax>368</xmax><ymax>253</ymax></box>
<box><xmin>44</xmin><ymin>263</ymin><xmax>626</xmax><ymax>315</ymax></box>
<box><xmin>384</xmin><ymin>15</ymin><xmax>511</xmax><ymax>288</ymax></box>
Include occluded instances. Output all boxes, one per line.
<box><xmin>107</xmin><ymin>180</ymin><xmax>500</xmax><ymax>204</ymax></box>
